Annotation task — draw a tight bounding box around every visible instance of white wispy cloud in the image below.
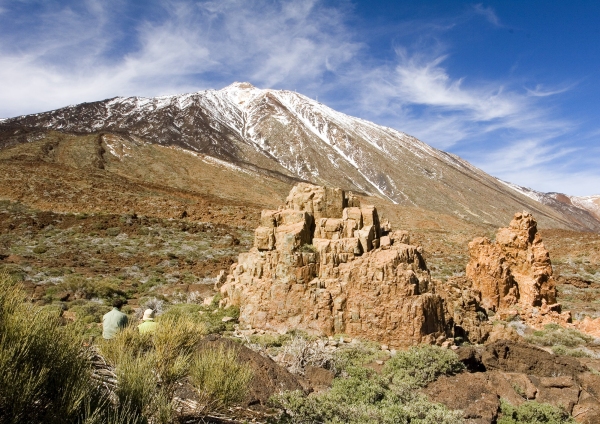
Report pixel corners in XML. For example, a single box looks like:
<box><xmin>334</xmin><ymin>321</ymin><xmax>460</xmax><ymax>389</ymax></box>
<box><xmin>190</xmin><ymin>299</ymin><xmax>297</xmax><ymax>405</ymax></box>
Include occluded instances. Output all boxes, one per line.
<box><xmin>472</xmin><ymin>4</ymin><xmax>502</xmax><ymax>27</ymax></box>
<box><xmin>352</xmin><ymin>52</ymin><xmax>570</xmax><ymax>148</ymax></box>
<box><xmin>467</xmin><ymin>138</ymin><xmax>600</xmax><ymax>195</ymax></box>
<box><xmin>525</xmin><ymin>83</ymin><xmax>575</xmax><ymax>97</ymax></box>
<box><xmin>477</xmin><ymin>139</ymin><xmax>579</xmax><ymax>174</ymax></box>
<box><xmin>0</xmin><ymin>0</ymin><xmax>360</xmax><ymax>117</ymax></box>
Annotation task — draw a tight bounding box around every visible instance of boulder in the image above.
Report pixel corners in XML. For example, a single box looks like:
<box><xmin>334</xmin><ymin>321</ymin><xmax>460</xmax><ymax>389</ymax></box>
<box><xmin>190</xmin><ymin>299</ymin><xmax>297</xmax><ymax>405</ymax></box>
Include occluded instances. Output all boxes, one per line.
<box><xmin>260</xmin><ymin>210</ymin><xmax>279</xmax><ymax>227</ymax></box>
<box><xmin>390</xmin><ymin>230</ymin><xmax>410</xmax><ymax>245</ymax></box>
<box><xmin>360</xmin><ymin>205</ymin><xmax>380</xmax><ymax>238</ymax></box>
<box><xmin>254</xmin><ymin>226</ymin><xmax>275</xmax><ymax>251</ymax></box>
<box><xmin>356</xmin><ymin>224</ymin><xmax>375</xmax><ymax>253</ymax></box>
<box><xmin>285</xmin><ymin>183</ymin><xmax>344</xmax><ymax>221</ymax></box>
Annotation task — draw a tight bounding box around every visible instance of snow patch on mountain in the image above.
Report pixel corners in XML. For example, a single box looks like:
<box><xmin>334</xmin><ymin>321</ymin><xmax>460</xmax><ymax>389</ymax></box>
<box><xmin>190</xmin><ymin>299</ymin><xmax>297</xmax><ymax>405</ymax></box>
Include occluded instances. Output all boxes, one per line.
<box><xmin>4</xmin><ymin>81</ymin><xmax>600</xmax><ymax>232</ymax></box>
<box><xmin>497</xmin><ymin>179</ymin><xmax>548</xmax><ymax>203</ymax></box>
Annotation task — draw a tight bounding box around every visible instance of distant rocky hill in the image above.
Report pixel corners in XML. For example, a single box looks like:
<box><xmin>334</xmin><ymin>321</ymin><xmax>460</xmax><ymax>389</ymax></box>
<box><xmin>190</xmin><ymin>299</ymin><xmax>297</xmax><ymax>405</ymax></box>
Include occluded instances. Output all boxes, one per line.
<box><xmin>498</xmin><ymin>180</ymin><xmax>600</xmax><ymax>228</ymax></box>
<box><xmin>1</xmin><ymin>82</ymin><xmax>599</xmax><ymax>231</ymax></box>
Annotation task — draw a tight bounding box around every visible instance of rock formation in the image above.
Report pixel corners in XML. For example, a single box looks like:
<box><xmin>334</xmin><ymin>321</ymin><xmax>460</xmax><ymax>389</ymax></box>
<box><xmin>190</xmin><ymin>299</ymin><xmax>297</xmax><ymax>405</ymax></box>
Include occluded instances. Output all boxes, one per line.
<box><xmin>466</xmin><ymin>211</ymin><xmax>571</xmax><ymax>327</ymax></box>
<box><xmin>426</xmin><ymin>341</ymin><xmax>600</xmax><ymax>424</ymax></box>
<box><xmin>433</xmin><ymin>276</ymin><xmax>492</xmax><ymax>345</ymax></box>
<box><xmin>220</xmin><ymin>183</ymin><xmax>446</xmax><ymax>348</ymax></box>
<box><xmin>221</xmin><ymin>189</ymin><xmax>576</xmax><ymax>347</ymax></box>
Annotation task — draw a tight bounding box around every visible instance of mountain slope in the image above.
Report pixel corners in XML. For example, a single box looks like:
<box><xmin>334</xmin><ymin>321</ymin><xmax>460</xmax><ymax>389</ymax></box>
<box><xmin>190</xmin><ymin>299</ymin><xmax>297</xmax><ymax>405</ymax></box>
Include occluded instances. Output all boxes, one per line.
<box><xmin>1</xmin><ymin>82</ymin><xmax>599</xmax><ymax>232</ymax></box>
<box><xmin>499</xmin><ymin>180</ymin><xmax>600</xmax><ymax>223</ymax></box>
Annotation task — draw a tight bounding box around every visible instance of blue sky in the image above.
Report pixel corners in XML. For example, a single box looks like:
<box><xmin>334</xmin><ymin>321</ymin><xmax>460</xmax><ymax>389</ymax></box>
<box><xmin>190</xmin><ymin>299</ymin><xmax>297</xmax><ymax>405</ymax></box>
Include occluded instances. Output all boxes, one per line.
<box><xmin>0</xmin><ymin>0</ymin><xmax>598</xmax><ymax>196</ymax></box>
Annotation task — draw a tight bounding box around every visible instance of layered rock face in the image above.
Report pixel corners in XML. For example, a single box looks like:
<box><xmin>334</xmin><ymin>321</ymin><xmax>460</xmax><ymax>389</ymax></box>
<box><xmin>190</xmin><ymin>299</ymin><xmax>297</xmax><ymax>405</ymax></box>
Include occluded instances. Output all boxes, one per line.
<box><xmin>466</xmin><ymin>212</ymin><xmax>570</xmax><ymax>326</ymax></box>
<box><xmin>220</xmin><ymin>183</ymin><xmax>446</xmax><ymax>348</ymax></box>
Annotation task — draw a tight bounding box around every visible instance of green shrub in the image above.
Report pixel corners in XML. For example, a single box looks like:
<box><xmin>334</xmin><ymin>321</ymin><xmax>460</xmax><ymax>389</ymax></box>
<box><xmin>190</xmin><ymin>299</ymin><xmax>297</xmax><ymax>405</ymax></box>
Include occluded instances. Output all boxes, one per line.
<box><xmin>249</xmin><ymin>333</ymin><xmax>291</xmax><ymax>348</ymax></box>
<box><xmin>498</xmin><ymin>399</ymin><xmax>575</xmax><ymax>424</ymax></box>
<box><xmin>54</xmin><ymin>275</ymin><xmax>127</xmax><ymax>301</ymax></box>
<box><xmin>160</xmin><ymin>302</ymin><xmax>204</xmax><ymax>322</ymax></box>
<box><xmin>272</xmin><ymin>345</ymin><xmax>466</xmax><ymax>423</ymax></box>
<box><xmin>99</xmin><ymin>326</ymin><xmax>154</xmax><ymax>367</ymax></box>
<box><xmin>526</xmin><ymin>323</ymin><xmax>592</xmax><ymax>348</ymax></box>
<box><xmin>552</xmin><ymin>345</ymin><xmax>591</xmax><ymax>358</ymax></box>
<box><xmin>70</xmin><ymin>300</ymin><xmax>110</xmax><ymax>324</ymax></box>
<box><xmin>99</xmin><ymin>313</ymin><xmax>207</xmax><ymax>420</ymax></box>
<box><xmin>0</xmin><ymin>272</ymin><xmax>115</xmax><ymax>423</ymax></box>
<box><xmin>137</xmin><ymin>227</ymin><xmax>149</xmax><ymax>236</ymax></box>
<box><xmin>299</xmin><ymin>244</ymin><xmax>318</xmax><ymax>253</ymax></box>
<box><xmin>106</xmin><ymin>227</ymin><xmax>121</xmax><ymax>237</ymax></box>
<box><xmin>271</xmin><ymin>365</ymin><xmax>463</xmax><ymax>424</ymax></box>
<box><xmin>526</xmin><ymin>323</ymin><xmax>593</xmax><ymax>358</ymax></box>
<box><xmin>161</xmin><ymin>302</ymin><xmax>239</xmax><ymax>334</ymax></box>
<box><xmin>115</xmin><ymin>352</ymin><xmax>158</xmax><ymax>415</ymax></box>
<box><xmin>100</xmin><ymin>314</ymin><xmax>205</xmax><ymax>387</ymax></box>
<box><xmin>152</xmin><ymin>315</ymin><xmax>207</xmax><ymax>386</ymax></box>
<box><xmin>332</xmin><ymin>341</ymin><xmax>387</xmax><ymax>374</ymax></box>
<box><xmin>189</xmin><ymin>344</ymin><xmax>254</xmax><ymax>412</ymax></box>
<box><xmin>382</xmin><ymin>344</ymin><xmax>465</xmax><ymax>387</ymax></box>
<box><xmin>0</xmin><ymin>264</ymin><xmax>25</xmax><ymax>281</ymax></box>
<box><xmin>33</xmin><ymin>245</ymin><xmax>48</xmax><ymax>254</ymax></box>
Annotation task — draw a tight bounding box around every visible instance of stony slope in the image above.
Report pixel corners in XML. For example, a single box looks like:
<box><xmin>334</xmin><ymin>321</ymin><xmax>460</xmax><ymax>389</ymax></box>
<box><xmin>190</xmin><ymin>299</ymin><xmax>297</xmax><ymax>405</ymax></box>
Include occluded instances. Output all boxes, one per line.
<box><xmin>0</xmin><ymin>131</ymin><xmax>291</xmax><ymax>222</ymax></box>
<box><xmin>1</xmin><ymin>82</ymin><xmax>599</xmax><ymax>231</ymax></box>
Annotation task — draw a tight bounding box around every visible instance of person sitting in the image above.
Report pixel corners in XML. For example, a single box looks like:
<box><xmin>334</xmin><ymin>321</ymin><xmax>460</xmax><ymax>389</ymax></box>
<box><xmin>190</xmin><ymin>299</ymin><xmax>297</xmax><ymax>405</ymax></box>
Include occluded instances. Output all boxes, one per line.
<box><xmin>137</xmin><ymin>309</ymin><xmax>158</xmax><ymax>334</ymax></box>
<box><xmin>102</xmin><ymin>298</ymin><xmax>128</xmax><ymax>340</ymax></box>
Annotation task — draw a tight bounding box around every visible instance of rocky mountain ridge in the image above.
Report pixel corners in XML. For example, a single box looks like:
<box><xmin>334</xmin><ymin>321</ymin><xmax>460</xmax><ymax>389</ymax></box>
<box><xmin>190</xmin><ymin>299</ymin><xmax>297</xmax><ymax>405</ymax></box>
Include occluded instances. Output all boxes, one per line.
<box><xmin>1</xmin><ymin>82</ymin><xmax>599</xmax><ymax>232</ymax></box>
<box><xmin>499</xmin><ymin>180</ymin><xmax>600</xmax><ymax>224</ymax></box>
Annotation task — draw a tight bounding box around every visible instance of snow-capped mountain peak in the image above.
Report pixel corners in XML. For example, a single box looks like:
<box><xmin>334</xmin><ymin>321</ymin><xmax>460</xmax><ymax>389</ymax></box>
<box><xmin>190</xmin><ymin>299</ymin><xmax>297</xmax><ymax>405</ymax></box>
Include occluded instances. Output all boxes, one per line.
<box><xmin>2</xmin><ymin>82</ymin><xmax>599</xmax><ymax>232</ymax></box>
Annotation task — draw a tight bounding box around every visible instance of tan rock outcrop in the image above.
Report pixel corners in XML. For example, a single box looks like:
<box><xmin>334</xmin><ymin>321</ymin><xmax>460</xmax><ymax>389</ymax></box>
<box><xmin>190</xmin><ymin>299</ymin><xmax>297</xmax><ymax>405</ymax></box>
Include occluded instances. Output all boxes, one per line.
<box><xmin>467</xmin><ymin>212</ymin><xmax>557</xmax><ymax>311</ymax></box>
<box><xmin>220</xmin><ymin>183</ymin><xmax>446</xmax><ymax>348</ymax></box>
<box><xmin>465</xmin><ymin>211</ymin><xmax>571</xmax><ymax>327</ymax></box>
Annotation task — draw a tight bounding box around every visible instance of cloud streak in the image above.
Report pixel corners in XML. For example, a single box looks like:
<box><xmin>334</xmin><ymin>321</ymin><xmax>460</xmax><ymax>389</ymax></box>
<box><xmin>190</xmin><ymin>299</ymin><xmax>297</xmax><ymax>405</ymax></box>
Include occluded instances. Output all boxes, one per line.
<box><xmin>472</xmin><ymin>4</ymin><xmax>502</xmax><ymax>27</ymax></box>
<box><xmin>0</xmin><ymin>0</ymin><xmax>361</xmax><ymax>116</ymax></box>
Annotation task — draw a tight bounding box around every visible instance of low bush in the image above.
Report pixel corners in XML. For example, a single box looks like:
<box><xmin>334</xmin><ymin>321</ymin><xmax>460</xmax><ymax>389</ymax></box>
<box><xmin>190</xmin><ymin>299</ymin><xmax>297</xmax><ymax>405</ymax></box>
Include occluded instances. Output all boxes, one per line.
<box><xmin>271</xmin><ymin>365</ymin><xmax>464</xmax><ymax>424</ymax></box>
<box><xmin>160</xmin><ymin>302</ymin><xmax>204</xmax><ymax>322</ymax></box>
<box><xmin>106</xmin><ymin>227</ymin><xmax>121</xmax><ymax>237</ymax></box>
<box><xmin>552</xmin><ymin>345</ymin><xmax>591</xmax><ymax>358</ymax></box>
<box><xmin>99</xmin><ymin>313</ymin><xmax>207</xmax><ymax>421</ymax></box>
<box><xmin>70</xmin><ymin>300</ymin><xmax>110</xmax><ymax>324</ymax></box>
<box><xmin>332</xmin><ymin>340</ymin><xmax>387</xmax><ymax>374</ymax></box>
<box><xmin>152</xmin><ymin>315</ymin><xmax>207</xmax><ymax>385</ymax></box>
<box><xmin>382</xmin><ymin>344</ymin><xmax>465</xmax><ymax>386</ymax></box>
<box><xmin>100</xmin><ymin>314</ymin><xmax>206</xmax><ymax>382</ymax></box>
<box><xmin>526</xmin><ymin>323</ymin><xmax>593</xmax><ymax>356</ymax></box>
<box><xmin>161</xmin><ymin>302</ymin><xmax>239</xmax><ymax>333</ymax></box>
<box><xmin>33</xmin><ymin>245</ymin><xmax>48</xmax><ymax>254</ymax></box>
<box><xmin>248</xmin><ymin>332</ymin><xmax>291</xmax><ymax>348</ymax></box>
<box><xmin>188</xmin><ymin>345</ymin><xmax>254</xmax><ymax>412</ymax></box>
<box><xmin>49</xmin><ymin>275</ymin><xmax>127</xmax><ymax>302</ymax></box>
<box><xmin>0</xmin><ymin>272</ymin><xmax>126</xmax><ymax>424</ymax></box>
<box><xmin>526</xmin><ymin>323</ymin><xmax>592</xmax><ymax>348</ymax></box>
<box><xmin>278</xmin><ymin>335</ymin><xmax>333</xmax><ymax>374</ymax></box>
<box><xmin>498</xmin><ymin>399</ymin><xmax>575</xmax><ymax>424</ymax></box>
